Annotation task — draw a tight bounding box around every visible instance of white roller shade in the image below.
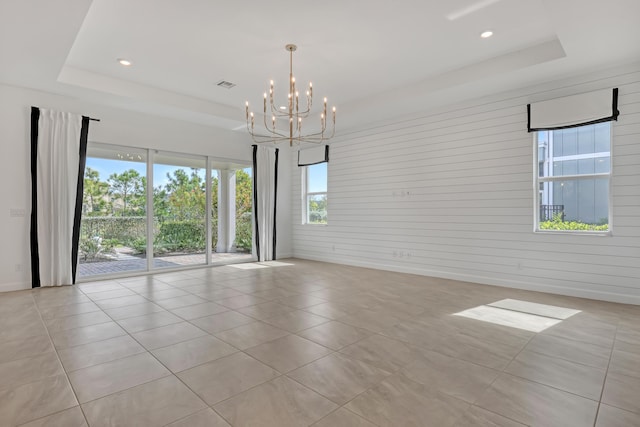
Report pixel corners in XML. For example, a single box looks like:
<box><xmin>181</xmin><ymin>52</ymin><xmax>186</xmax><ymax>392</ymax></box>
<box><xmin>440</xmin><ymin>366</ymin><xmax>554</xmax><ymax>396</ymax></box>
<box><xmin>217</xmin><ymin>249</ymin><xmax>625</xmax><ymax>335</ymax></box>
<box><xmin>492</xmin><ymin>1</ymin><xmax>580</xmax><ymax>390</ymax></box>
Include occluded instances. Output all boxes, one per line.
<box><xmin>528</xmin><ymin>88</ymin><xmax>618</xmax><ymax>132</ymax></box>
<box><xmin>298</xmin><ymin>145</ymin><xmax>329</xmax><ymax>166</ymax></box>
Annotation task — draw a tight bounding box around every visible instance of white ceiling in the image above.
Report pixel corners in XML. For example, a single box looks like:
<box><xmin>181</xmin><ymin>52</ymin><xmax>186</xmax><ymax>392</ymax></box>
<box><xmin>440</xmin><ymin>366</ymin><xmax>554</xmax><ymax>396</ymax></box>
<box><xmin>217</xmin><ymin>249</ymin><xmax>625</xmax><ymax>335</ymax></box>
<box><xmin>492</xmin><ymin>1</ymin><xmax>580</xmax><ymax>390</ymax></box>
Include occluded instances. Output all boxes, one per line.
<box><xmin>1</xmin><ymin>0</ymin><xmax>639</xmax><ymax>133</ymax></box>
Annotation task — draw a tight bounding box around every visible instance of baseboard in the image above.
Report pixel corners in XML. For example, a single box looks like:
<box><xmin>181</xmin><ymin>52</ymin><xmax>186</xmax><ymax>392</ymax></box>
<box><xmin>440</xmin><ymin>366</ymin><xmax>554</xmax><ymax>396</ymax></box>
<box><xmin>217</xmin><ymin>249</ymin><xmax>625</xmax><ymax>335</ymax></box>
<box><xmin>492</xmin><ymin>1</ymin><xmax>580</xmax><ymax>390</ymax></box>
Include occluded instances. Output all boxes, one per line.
<box><xmin>0</xmin><ymin>281</ymin><xmax>30</xmax><ymax>293</ymax></box>
<box><xmin>293</xmin><ymin>253</ymin><xmax>640</xmax><ymax>306</ymax></box>
<box><xmin>275</xmin><ymin>252</ymin><xmax>293</xmax><ymax>260</ymax></box>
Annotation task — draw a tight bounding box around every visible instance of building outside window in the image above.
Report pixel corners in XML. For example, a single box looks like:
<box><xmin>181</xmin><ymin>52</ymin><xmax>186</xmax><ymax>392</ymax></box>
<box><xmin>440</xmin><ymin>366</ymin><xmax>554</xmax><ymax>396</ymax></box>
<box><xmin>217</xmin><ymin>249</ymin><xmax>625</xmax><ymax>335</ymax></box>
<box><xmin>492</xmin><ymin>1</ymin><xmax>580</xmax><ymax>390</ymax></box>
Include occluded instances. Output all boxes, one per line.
<box><xmin>536</xmin><ymin>122</ymin><xmax>611</xmax><ymax>232</ymax></box>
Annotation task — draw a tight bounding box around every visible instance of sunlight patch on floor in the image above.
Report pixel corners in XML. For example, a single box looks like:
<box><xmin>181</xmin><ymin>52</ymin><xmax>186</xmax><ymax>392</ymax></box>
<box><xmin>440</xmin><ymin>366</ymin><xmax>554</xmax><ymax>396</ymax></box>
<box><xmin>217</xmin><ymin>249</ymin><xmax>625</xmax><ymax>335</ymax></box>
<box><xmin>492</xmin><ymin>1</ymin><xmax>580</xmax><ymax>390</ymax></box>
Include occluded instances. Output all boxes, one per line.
<box><xmin>259</xmin><ymin>261</ymin><xmax>295</xmax><ymax>267</ymax></box>
<box><xmin>228</xmin><ymin>261</ymin><xmax>295</xmax><ymax>270</ymax></box>
<box><xmin>488</xmin><ymin>299</ymin><xmax>581</xmax><ymax>320</ymax></box>
<box><xmin>453</xmin><ymin>299</ymin><xmax>581</xmax><ymax>332</ymax></box>
<box><xmin>228</xmin><ymin>263</ymin><xmax>270</xmax><ymax>270</ymax></box>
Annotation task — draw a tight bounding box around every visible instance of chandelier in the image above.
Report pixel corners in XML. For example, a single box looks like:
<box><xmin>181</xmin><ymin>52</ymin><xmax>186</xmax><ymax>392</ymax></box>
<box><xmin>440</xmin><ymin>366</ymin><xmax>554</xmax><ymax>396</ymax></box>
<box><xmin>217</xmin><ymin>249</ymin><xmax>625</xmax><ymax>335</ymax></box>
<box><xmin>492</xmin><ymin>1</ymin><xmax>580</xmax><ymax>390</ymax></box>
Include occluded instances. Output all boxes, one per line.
<box><xmin>245</xmin><ymin>44</ymin><xmax>336</xmax><ymax>147</ymax></box>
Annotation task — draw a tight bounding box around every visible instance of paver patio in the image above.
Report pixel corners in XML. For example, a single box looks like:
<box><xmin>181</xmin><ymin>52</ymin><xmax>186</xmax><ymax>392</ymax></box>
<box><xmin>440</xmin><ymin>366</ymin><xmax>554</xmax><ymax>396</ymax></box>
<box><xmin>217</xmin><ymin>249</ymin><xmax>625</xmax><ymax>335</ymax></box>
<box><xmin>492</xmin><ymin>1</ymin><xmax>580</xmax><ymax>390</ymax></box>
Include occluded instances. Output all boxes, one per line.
<box><xmin>79</xmin><ymin>252</ymin><xmax>253</xmax><ymax>277</ymax></box>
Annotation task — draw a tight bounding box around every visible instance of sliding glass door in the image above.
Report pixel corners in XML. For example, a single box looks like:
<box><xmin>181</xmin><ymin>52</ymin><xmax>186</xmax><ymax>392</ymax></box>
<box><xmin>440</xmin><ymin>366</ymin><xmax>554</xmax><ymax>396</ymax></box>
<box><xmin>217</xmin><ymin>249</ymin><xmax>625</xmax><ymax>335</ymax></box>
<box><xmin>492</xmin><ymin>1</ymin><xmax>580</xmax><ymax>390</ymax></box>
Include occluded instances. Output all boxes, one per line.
<box><xmin>78</xmin><ymin>144</ymin><xmax>254</xmax><ymax>279</ymax></box>
<box><xmin>153</xmin><ymin>153</ymin><xmax>207</xmax><ymax>269</ymax></box>
<box><xmin>79</xmin><ymin>145</ymin><xmax>148</xmax><ymax>276</ymax></box>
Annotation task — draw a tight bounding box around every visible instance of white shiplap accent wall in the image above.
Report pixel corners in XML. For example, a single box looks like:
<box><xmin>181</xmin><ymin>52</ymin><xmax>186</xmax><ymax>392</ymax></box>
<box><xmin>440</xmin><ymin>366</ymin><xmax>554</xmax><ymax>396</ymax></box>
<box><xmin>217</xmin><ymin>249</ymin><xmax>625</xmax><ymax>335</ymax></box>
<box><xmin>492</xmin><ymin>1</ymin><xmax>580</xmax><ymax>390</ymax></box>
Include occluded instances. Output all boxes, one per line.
<box><xmin>291</xmin><ymin>63</ymin><xmax>640</xmax><ymax>305</ymax></box>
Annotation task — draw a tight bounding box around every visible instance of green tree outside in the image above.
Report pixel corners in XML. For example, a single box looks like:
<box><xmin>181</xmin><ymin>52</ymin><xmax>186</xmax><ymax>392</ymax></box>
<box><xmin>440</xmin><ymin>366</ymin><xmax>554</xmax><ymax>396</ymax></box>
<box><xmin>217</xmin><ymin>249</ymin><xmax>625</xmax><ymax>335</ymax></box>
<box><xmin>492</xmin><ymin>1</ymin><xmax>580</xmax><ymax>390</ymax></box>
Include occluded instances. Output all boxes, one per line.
<box><xmin>81</xmin><ymin>166</ymin><xmax>253</xmax><ymax>260</ymax></box>
<box><xmin>108</xmin><ymin>169</ymin><xmax>145</xmax><ymax>215</ymax></box>
<box><xmin>83</xmin><ymin>167</ymin><xmax>111</xmax><ymax>215</ymax></box>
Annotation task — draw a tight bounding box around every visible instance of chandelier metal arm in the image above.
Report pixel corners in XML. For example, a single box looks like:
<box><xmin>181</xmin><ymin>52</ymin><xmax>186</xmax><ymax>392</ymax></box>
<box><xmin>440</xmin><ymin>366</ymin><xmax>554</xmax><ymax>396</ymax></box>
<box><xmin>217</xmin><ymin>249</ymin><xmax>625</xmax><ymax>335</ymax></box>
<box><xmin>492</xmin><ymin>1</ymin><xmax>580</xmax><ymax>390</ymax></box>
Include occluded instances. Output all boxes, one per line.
<box><xmin>254</xmin><ymin>117</ymin><xmax>289</xmax><ymax>139</ymax></box>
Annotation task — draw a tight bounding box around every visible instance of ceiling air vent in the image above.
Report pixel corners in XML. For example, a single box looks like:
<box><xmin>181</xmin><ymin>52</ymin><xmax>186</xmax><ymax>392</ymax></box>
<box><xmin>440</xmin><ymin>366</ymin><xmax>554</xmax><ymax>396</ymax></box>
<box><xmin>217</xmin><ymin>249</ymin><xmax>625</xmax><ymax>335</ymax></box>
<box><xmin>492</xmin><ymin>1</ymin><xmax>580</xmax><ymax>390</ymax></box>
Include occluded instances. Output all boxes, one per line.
<box><xmin>216</xmin><ymin>80</ymin><xmax>236</xmax><ymax>89</ymax></box>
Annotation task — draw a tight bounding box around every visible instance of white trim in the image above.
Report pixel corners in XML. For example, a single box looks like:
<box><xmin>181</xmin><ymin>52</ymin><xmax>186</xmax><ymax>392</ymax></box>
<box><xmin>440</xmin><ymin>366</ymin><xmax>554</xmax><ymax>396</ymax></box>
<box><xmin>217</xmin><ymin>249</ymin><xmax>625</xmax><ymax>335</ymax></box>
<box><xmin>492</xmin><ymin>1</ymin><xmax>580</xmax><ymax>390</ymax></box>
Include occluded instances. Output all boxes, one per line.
<box><xmin>146</xmin><ymin>149</ymin><xmax>153</xmax><ymax>271</ymax></box>
<box><xmin>539</xmin><ymin>173</ymin><xmax>610</xmax><ymax>182</ymax></box>
<box><xmin>301</xmin><ymin>166</ymin><xmax>307</xmax><ymax>224</ymax></box>
<box><xmin>0</xmin><ymin>281</ymin><xmax>30</xmax><ymax>292</ymax></box>
<box><xmin>205</xmin><ymin>157</ymin><xmax>212</xmax><ymax>265</ymax></box>
<box><xmin>551</xmin><ymin>152</ymin><xmax>610</xmax><ymax>162</ymax></box>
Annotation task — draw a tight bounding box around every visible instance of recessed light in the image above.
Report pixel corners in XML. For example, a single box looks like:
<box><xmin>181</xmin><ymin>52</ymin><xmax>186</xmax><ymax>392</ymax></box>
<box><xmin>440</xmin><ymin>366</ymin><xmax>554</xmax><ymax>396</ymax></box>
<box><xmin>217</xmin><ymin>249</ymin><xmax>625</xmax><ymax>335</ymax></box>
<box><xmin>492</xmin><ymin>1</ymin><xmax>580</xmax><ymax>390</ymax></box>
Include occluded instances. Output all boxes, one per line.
<box><xmin>279</xmin><ymin>106</ymin><xmax>287</xmax><ymax>110</ymax></box>
<box><xmin>480</xmin><ymin>30</ymin><xmax>493</xmax><ymax>39</ymax></box>
<box><xmin>117</xmin><ymin>58</ymin><xmax>132</xmax><ymax>66</ymax></box>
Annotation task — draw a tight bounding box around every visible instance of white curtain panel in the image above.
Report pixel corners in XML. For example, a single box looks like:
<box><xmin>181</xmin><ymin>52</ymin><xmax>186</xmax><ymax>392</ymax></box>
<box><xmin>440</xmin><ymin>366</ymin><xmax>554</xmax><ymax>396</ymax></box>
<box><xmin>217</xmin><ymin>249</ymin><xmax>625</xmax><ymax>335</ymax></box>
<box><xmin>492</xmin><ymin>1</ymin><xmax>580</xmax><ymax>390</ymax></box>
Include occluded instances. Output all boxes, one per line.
<box><xmin>36</xmin><ymin>109</ymin><xmax>83</xmax><ymax>286</ymax></box>
<box><xmin>253</xmin><ymin>145</ymin><xmax>279</xmax><ymax>261</ymax></box>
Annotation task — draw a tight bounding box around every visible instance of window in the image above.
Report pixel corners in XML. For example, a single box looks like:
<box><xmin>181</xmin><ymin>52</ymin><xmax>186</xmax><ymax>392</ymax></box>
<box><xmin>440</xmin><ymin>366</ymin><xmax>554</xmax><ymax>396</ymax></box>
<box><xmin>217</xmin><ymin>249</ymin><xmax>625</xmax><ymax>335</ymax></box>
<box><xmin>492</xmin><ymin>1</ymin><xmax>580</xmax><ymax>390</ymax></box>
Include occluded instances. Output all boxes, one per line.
<box><xmin>304</xmin><ymin>162</ymin><xmax>327</xmax><ymax>224</ymax></box>
<box><xmin>535</xmin><ymin>122</ymin><xmax>611</xmax><ymax>232</ymax></box>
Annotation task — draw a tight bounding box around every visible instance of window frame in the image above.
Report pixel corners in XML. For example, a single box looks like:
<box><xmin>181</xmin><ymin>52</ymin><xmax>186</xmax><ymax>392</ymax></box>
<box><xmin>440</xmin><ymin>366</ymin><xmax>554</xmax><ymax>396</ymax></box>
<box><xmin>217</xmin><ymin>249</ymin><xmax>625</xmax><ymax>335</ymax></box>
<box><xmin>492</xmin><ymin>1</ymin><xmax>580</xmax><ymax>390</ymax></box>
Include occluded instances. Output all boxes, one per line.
<box><xmin>302</xmin><ymin>163</ymin><xmax>328</xmax><ymax>226</ymax></box>
<box><xmin>533</xmin><ymin>124</ymin><xmax>613</xmax><ymax>235</ymax></box>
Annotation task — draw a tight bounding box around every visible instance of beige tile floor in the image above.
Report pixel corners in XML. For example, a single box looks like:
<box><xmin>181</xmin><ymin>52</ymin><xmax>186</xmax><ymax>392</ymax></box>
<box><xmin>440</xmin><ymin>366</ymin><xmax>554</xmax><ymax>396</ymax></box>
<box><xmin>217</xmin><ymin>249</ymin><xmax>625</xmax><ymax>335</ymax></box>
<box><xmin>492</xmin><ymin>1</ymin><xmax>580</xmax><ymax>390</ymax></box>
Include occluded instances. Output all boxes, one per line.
<box><xmin>1</xmin><ymin>258</ymin><xmax>640</xmax><ymax>426</ymax></box>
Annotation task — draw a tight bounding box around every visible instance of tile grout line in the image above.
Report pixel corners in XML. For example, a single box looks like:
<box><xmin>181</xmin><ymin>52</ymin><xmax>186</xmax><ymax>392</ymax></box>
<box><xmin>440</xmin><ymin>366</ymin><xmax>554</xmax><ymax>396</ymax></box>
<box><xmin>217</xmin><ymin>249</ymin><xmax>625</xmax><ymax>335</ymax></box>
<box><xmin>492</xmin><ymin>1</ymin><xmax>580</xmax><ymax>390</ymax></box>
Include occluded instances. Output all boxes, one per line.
<box><xmin>464</xmin><ymin>318</ymin><xmax>538</xmax><ymax>426</ymax></box>
<box><xmin>592</xmin><ymin>318</ymin><xmax>620</xmax><ymax>427</ymax></box>
<box><xmin>89</xmin><ymin>273</ymin><xmax>338</xmax><ymax>425</ymax></box>
<box><xmin>76</xmin><ymin>280</ymin><xmax>218</xmax><ymax>425</ymax></box>
<box><xmin>9</xmin><ymin>261</ymin><xmax>637</xmax><ymax>426</ymax></box>
<box><xmin>29</xmin><ymin>288</ymin><xmax>92</xmax><ymax>427</ymax></box>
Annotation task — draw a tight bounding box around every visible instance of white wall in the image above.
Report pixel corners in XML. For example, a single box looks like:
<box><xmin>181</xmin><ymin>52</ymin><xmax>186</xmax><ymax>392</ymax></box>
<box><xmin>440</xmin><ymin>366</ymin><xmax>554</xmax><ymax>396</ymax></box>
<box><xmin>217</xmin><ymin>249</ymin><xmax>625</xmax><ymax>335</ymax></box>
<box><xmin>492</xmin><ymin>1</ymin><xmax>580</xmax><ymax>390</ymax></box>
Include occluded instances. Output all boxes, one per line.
<box><xmin>0</xmin><ymin>83</ymin><xmax>292</xmax><ymax>292</ymax></box>
<box><xmin>291</xmin><ymin>63</ymin><xmax>640</xmax><ymax>305</ymax></box>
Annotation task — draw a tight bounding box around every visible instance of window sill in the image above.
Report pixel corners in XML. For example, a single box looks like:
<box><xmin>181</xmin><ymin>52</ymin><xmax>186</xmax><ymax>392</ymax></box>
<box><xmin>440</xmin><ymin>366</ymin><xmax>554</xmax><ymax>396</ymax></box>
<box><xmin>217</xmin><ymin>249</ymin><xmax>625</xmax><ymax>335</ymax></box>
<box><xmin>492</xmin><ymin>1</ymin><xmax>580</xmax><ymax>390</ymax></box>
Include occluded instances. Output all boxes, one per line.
<box><xmin>534</xmin><ymin>229</ymin><xmax>612</xmax><ymax>236</ymax></box>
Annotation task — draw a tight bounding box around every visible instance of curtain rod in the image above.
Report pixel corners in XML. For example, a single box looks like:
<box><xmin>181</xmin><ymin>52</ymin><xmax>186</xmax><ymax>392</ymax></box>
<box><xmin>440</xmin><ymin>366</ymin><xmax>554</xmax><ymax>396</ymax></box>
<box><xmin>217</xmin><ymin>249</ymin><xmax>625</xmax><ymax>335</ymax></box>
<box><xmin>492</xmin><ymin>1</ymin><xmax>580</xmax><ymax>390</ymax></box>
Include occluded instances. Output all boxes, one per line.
<box><xmin>31</xmin><ymin>106</ymin><xmax>100</xmax><ymax>122</ymax></box>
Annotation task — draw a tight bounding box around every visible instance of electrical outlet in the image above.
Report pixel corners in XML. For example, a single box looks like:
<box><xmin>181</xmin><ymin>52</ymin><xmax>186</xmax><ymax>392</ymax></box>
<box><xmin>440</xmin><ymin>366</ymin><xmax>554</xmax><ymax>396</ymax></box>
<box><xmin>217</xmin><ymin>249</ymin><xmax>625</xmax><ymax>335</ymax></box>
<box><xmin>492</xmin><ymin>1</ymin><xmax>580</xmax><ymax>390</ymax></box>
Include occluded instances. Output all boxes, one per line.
<box><xmin>10</xmin><ymin>208</ymin><xmax>26</xmax><ymax>217</ymax></box>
